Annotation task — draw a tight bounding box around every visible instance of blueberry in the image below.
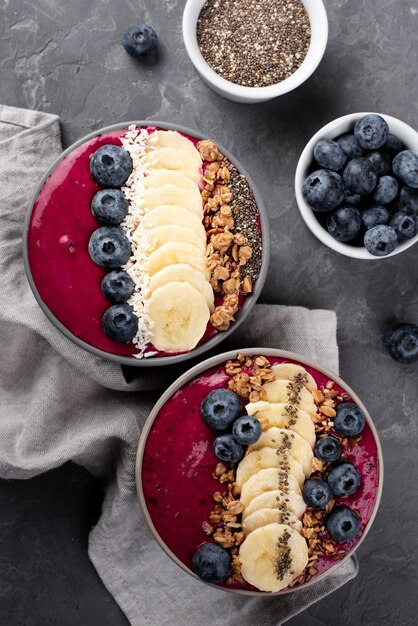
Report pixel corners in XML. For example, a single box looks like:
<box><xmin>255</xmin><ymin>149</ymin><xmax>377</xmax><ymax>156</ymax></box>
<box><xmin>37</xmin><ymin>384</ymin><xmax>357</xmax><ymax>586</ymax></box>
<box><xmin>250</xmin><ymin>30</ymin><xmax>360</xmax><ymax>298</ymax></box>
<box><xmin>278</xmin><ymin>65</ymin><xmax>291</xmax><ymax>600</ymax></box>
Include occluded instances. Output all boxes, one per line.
<box><xmin>193</xmin><ymin>543</ymin><xmax>230</xmax><ymax>583</ymax></box>
<box><xmin>122</xmin><ymin>24</ymin><xmax>158</xmax><ymax>58</ymax></box>
<box><xmin>327</xmin><ymin>463</ymin><xmax>360</xmax><ymax>497</ymax></box>
<box><xmin>366</xmin><ymin>151</ymin><xmax>391</xmax><ymax>177</ymax></box>
<box><xmin>232</xmin><ymin>416</ymin><xmax>262</xmax><ymax>445</ymax></box>
<box><xmin>90</xmin><ymin>144</ymin><xmax>133</xmax><ymax>187</ymax></box>
<box><xmin>354</xmin><ymin>114</ymin><xmax>389</xmax><ymax>150</ymax></box>
<box><xmin>384</xmin><ymin>133</ymin><xmax>403</xmax><ymax>156</ymax></box>
<box><xmin>361</xmin><ymin>205</ymin><xmax>390</xmax><ymax>231</ymax></box>
<box><xmin>213</xmin><ymin>434</ymin><xmax>244</xmax><ymax>463</ymax></box>
<box><xmin>315</xmin><ymin>436</ymin><xmax>342</xmax><ymax>462</ymax></box>
<box><xmin>302</xmin><ymin>170</ymin><xmax>344</xmax><ymax>212</ymax></box>
<box><xmin>302</xmin><ymin>479</ymin><xmax>332</xmax><ymax>510</ymax></box>
<box><xmin>372</xmin><ymin>176</ymin><xmax>398</xmax><ymax>205</ymax></box>
<box><xmin>91</xmin><ymin>189</ymin><xmax>129</xmax><ymax>225</ymax></box>
<box><xmin>101</xmin><ymin>270</ymin><xmax>134</xmax><ymax>303</ymax></box>
<box><xmin>326</xmin><ymin>507</ymin><xmax>361</xmax><ymax>542</ymax></box>
<box><xmin>313</xmin><ymin>139</ymin><xmax>347</xmax><ymax>172</ymax></box>
<box><xmin>334</xmin><ymin>403</ymin><xmax>365</xmax><ymax>437</ymax></box>
<box><xmin>327</xmin><ymin>206</ymin><xmax>362</xmax><ymax>242</ymax></box>
<box><xmin>394</xmin><ymin>186</ymin><xmax>418</xmax><ymax>214</ymax></box>
<box><xmin>342</xmin><ymin>184</ymin><xmax>362</xmax><ymax>206</ymax></box>
<box><xmin>392</xmin><ymin>150</ymin><xmax>418</xmax><ymax>188</ymax></box>
<box><xmin>343</xmin><ymin>157</ymin><xmax>377</xmax><ymax>195</ymax></box>
<box><xmin>385</xmin><ymin>322</ymin><xmax>418</xmax><ymax>364</ymax></box>
<box><xmin>364</xmin><ymin>225</ymin><xmax>398</xmax><ymax>256</ymax></box>
<box><xmin>200</xmin><ymin>389</ymin><xmax>243</xmax><ymax>431</ymax></box>
<box><xmin>336</xmin><ymin>133</ymin><xmax>364</xmax><ymax>159</ymax></box>
<box><xmin>102</xmin><ymin>304</ymin><xmax>138</xmax><ymax>342</ymax></box>
<box><xmin>88</xmin><ymin>227</ymin><xmax>131</xmax><ymax>269</ymax></box>
<box><xmin>390</xmin><ymin>212</ymin><xmax>417</xmax><ymax>241</ymax></box>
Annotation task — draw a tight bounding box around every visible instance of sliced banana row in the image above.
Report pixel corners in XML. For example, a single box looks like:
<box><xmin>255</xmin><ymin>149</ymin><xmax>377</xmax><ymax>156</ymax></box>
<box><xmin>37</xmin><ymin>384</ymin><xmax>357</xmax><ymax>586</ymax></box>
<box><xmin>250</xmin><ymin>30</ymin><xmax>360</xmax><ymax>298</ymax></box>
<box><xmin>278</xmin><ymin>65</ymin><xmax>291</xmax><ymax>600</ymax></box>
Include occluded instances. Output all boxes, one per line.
<box><xmin>131</xmin><ymin>131</ymin><xmax>214</xmax><ymax>353</ymax></box>
<box><xmin>238</xmin><ymin>364</ymin><xmax>318</xmax><ymax>592</ymax></box>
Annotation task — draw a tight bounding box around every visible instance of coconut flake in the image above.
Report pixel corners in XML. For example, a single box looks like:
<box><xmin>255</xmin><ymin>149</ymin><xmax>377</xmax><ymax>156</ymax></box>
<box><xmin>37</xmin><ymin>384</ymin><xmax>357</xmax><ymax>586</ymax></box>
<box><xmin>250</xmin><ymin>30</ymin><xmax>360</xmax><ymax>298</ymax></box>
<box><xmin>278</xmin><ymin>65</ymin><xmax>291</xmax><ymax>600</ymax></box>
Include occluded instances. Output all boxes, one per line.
<box><xmin>119</xmin><ymin>126</ymin><xmax>154</xmax><ymax>358</ymax></box>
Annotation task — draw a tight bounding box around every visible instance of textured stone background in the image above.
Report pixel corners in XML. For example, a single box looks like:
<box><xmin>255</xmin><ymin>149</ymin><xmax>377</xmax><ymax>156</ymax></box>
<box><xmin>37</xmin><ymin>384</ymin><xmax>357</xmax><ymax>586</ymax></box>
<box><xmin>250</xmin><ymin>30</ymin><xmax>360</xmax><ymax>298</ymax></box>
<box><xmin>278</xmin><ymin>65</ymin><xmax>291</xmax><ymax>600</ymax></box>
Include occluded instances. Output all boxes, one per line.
<box><xmin>1</xmin><ymin>0</ymin><xmax>418</xmax><ymax>624</ymax></box>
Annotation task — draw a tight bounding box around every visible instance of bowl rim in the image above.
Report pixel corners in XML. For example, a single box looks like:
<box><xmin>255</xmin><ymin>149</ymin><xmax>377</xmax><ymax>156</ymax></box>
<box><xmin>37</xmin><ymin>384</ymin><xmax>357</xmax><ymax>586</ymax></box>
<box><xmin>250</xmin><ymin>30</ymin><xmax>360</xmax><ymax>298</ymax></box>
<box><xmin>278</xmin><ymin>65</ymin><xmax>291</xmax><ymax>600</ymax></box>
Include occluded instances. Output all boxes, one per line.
<box><xmin>23</xmin><ymin>120</ymin><xmax>270</xmax><ymax>367</ymax></box>
<box><xmin>135</xmin><ymin>347</ymin><xmax>384</xmax><ymax>595</ymax></box>
<box><xmin>295</xmin><ymin>111</ymin><xmax>418</xmax><ymax>260</ymax></box>
<box><xmin>182</xmin><ymin>0</ymin><xmax>329</xmax><ymax>101</ymax></box>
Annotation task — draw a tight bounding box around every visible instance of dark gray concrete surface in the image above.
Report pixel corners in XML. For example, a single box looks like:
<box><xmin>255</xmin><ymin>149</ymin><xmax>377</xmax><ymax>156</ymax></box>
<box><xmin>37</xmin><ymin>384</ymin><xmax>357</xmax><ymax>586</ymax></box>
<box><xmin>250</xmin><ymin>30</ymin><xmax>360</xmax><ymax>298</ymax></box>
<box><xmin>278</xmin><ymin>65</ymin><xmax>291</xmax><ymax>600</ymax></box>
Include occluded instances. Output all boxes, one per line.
<box><xmin>1</xmin><ymin>0</ymin><xmax>418</xmax><ymax>624</ymax></box>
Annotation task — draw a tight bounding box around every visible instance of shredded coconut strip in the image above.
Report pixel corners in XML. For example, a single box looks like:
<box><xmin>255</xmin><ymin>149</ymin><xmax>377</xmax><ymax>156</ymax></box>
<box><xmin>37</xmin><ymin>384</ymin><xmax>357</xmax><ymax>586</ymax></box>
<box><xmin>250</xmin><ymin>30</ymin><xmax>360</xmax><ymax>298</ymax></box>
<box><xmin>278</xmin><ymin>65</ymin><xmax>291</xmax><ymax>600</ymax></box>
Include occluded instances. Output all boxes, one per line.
<box><xmin>120</xmin><ymin>125</ymin><xmax>155</xmax><ymax>359</ymax></box>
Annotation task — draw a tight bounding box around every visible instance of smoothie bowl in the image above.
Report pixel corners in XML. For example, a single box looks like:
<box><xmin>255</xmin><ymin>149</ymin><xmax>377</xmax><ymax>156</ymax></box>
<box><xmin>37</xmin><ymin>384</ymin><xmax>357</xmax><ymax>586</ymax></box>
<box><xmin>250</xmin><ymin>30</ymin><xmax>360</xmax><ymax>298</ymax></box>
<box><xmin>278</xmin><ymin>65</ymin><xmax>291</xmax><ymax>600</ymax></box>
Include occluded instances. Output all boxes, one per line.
<box><xmin>136</xmin><ymin>349</ymin><xmax>383</xmax><ymax>594</ymax></box>
<box><xmin>23</xmin><ymin>122</ymin><xmax>269</xmax><ymax>366</ymax></box>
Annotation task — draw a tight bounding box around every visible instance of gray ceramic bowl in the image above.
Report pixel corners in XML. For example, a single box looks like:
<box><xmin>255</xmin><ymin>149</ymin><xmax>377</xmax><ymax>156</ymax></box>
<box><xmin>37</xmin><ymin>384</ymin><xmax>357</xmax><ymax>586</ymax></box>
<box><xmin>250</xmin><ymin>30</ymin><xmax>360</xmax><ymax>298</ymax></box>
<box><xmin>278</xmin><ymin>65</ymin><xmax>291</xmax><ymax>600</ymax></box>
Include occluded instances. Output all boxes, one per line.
<box><xmin>136</xmin><ymin>348</ymin><xmax>383</xmax><ymax>595</ymax></box>
<box><xmin>23</xmin><ymin>121</ymin><xmax>270</xmax><ymax>367</ymax></box>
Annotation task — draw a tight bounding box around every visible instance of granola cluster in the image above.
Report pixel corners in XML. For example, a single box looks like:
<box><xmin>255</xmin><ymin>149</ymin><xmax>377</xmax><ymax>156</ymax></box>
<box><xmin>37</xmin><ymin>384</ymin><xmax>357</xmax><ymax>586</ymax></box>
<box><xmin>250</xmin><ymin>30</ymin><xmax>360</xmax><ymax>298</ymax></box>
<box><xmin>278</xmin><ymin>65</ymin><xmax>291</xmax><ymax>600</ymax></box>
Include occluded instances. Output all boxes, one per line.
<box><xmin>197</xmin><ymin>140</ymin><xmax>255</xmax><ymax>332</ymax></box>
<box><xmin>202</xmin><ymin>462</ymin><xmax>245</xmax><ymax>584</ymax></box>
<box><xmin>225</xmin><ymin>353</ymin><xmax>275</xmax><ymax>402</ymax></box>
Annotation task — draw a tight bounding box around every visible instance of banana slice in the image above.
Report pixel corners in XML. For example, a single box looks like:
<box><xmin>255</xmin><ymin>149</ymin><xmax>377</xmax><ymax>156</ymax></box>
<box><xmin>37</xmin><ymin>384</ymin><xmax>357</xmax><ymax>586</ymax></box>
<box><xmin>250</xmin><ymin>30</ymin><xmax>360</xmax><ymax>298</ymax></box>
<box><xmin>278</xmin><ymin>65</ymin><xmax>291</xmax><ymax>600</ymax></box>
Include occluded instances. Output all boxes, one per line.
<box><xmin>141</xmin><ymin>206</ymin><xmax>206</xmax><ymax>240</ymax></box>
<box><xmin>142</xmin><ymin>185</ymin><xmax>202</xmax><ymax>216</ymax></box>
<box><xmin>145</xmin><ymin>225</ymin><xmax>206</xmax><ymax>254</ymax></box>
<box><xmin>144</xmin><ymin>242</ymin><xmax>209</xmax><ymax>279</ymax></box>
<box><xmin>148</xmin><ymin>264</ymin><xmax>214</xmax><ymax>312</ymax></box>
<box><xmin>147</xmin><ymin>130</ymin><xmax>201</xmax><ymax>164</ymax></box>
<box><xmin>144</xmin><ymin>169</ymin><xmax>201</xmax><ymax>196</ymax></box>
<box><xmin>271</xmin><ymin>363</ymin><xmax>317</xmax><ymax>390</ymax></box>
<box><xmin>236</xmin><ymin>447</ymin><xmax>305</xmax><ymax>490</ymax></box>
<box><xmin>245</xmin><ymin>401</ymin><xmax>315</xmax><ymax>447</ymax></box>
<box><xmin>147</xmin><ymin>282</ymin><xmax>209</xmax><ymax>352</ymax></box>
<box><xmin>262</xmin><ymin>379</ymin><xmax>317</xmax><ymax>415</ymax></box>
<box><xmin>247</xmin><ymin>428</ymin><xmax>313</xmax><ymax>478</ymax></box>
<box><xmin>243</xmin><ymin>508</ymin><xmax>303</xmax><ymax>537</ymax></box>
<box><xmin>240</xmin><ymin>468</ymin><xmax>301</xmax><ymax>507</ymax></box>
<box><xmin>242</xmin><ymin>490</ymin><xmax>306</xmax><ymax>521</ymax></box>
<box><xmin>239</xmin><ymin>523</ymin><xmax>309</xmax><ymax>592</ymax></box>
<box><xmin>142</xmin><ymin>148</ymin><xmax>202</xmax><ymax>184</ymax></box>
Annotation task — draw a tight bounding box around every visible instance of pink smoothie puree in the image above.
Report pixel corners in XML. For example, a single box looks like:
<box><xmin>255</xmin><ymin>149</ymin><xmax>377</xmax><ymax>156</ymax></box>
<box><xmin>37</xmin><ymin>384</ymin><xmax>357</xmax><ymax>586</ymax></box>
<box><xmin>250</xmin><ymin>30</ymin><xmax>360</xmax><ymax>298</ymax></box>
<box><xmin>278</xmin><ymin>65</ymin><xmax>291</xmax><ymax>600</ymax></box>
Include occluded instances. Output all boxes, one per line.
<box><xmin>27</xmin><ymin>126</ymin><xmax>248</xmax><ymax>358</ymax></box>
<box><xmin>141</xmin><ymin>356</ymin><xmax>380</xmax><ymax>592</ymax></box>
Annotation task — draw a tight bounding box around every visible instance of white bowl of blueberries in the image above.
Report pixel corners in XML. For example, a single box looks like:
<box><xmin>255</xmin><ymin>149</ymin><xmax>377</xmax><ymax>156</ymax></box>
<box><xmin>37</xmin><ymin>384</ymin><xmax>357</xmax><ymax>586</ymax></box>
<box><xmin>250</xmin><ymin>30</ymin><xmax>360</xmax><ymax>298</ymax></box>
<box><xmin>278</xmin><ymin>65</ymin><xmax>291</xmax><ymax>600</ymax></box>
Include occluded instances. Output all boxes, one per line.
<box><xmin>295</xmin><ymin>112</ymin><xmax>418</xmax><ymax>258</ymax></box>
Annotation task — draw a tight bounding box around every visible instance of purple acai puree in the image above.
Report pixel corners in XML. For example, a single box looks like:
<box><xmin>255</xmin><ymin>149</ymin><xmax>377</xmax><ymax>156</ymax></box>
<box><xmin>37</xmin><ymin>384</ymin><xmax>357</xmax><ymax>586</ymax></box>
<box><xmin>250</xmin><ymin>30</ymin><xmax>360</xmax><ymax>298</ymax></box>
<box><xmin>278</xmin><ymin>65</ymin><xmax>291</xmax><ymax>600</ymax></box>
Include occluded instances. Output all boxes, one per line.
<box><xmin>27</xmin><ymin>126</ymin><xmax>247</xmax><ymax>357</ymax></box>
<box><xmin>141</xmin><ymin>356</ymin><xmax>380</xmax><ymax>591</ymax></box>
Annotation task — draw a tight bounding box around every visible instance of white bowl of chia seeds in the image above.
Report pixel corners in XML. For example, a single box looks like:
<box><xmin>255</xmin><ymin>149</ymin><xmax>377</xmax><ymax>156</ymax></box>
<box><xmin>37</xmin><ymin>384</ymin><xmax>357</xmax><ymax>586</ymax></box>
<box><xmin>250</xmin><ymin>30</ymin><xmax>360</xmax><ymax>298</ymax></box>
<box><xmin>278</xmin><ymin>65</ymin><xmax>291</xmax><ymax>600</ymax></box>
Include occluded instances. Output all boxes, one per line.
<box><xmin>182</xmin><ymin>0</ymin><xmax>328</xmax><ymax>103</ymax></box>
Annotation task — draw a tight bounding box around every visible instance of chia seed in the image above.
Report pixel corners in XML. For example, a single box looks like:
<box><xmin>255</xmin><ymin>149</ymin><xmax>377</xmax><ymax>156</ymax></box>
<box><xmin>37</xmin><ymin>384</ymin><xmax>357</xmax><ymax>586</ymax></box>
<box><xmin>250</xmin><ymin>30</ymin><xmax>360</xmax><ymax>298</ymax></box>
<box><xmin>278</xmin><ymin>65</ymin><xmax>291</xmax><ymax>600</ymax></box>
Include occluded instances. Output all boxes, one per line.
<box><xmin>196</xmin><ymin>0</ymin><xmax>311</xmax><ymax>88</ymax></box>
<box><xmin>275</xmin><ymin>529</ymin><xmax>292</xmax><ymax>580</ymax></box>
<box><xmin>229</xmin><ymin>163</ymin><xmax>262</xmax><ymax>282</ymax></box>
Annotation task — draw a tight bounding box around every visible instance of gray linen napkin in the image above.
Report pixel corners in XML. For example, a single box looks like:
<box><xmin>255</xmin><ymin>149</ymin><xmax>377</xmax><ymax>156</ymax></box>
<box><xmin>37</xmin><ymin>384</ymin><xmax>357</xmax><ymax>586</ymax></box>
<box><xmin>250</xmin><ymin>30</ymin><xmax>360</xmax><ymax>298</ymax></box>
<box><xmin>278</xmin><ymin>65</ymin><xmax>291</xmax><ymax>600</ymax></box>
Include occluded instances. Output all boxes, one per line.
<box><xmin>0</xmin><ymin>104</ymin><xmax>357</xmax><ymax>625</ymax></box>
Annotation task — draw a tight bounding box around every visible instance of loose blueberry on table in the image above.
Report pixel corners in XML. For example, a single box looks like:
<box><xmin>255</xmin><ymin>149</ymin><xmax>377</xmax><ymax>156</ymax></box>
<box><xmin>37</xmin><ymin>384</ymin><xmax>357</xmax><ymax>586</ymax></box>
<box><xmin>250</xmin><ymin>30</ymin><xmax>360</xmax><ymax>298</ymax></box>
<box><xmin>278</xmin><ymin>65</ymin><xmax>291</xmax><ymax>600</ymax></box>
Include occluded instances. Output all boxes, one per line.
<box><xmin>122</xmin><ymin>24</ymin><xmax>159</xmax><ymax>58</ymax></box>
<box><xmin>385</xmin><ymin>322</ymin><xmax>418</xmax><ymax>364</ymax></box>
<box><xmin>302</xmin><ymin>113</ymin><xmax>418</xmax><ymax>256</ymax></box>
<box><xmin>191</xmin><ymin>356</ymin><xmax>372</xmax><ymax>591</ymax></box>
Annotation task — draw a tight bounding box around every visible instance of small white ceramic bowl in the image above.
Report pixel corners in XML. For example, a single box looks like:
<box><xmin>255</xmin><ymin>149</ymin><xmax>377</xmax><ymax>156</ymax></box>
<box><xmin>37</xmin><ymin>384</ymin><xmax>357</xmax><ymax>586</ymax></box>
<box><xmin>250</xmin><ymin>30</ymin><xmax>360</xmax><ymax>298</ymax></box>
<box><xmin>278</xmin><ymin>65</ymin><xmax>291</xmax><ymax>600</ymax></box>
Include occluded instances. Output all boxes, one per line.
<box><xmin>182</xmin><ymin>0</ymin><xmax>328</xmax><ymax>103</ymax></box>
<box><xmin>295</xmin><ymin>112</ymin><xmax>418</xmax><ymax>260</ymax></box>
